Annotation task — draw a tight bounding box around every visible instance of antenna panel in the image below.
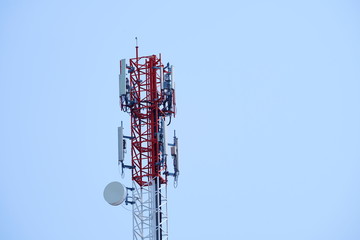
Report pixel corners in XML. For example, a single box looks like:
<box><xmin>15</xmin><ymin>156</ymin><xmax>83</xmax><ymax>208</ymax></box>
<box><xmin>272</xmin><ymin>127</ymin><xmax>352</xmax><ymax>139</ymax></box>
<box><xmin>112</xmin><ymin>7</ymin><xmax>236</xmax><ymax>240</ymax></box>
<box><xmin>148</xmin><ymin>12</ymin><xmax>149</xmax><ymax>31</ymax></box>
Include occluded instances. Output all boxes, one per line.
<box><xmin>118</xmin><ymin>125</ymin><xmax>124</xmax><ymax>162</ymax></box>
<box><xmin>170</xmin><ymin>65</ymin><xmax>174</xmax><ymax>89</ymax></box>
<box><xmin>119</xmin><ymin>59</ymin><xmax>126</xmax><ymax>96</ymax></box>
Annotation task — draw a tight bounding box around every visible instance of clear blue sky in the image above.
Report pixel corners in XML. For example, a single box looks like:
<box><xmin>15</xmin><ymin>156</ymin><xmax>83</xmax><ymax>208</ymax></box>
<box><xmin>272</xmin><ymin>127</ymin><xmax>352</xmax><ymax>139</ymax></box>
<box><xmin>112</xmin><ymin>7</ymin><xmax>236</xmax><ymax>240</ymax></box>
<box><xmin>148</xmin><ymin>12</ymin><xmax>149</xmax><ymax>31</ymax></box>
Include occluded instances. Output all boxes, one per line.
<box><xmin>1</xmin><ymin>0</ymin><xmax>360</xmax><ymax>239</ymax></box>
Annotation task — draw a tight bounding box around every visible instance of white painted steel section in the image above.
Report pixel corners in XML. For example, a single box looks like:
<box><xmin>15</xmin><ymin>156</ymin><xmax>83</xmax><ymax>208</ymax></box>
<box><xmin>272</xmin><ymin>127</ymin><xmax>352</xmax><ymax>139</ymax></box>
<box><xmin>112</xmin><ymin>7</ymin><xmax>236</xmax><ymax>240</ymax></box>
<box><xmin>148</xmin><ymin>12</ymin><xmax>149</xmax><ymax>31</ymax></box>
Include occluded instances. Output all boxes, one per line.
<box><xmin>156</xmin><ymin>179</ymin><xmax>168</xmax><ymax>240</ymax></box>
<box><xmin>132</xmin><ymin>181</ymin><xmax>153</xmax><ymax>240</ymax></box>
<box><xmin>132</xmin><ymin>178</ymin><xmax>168</xmax><ymax>240</ymax></box>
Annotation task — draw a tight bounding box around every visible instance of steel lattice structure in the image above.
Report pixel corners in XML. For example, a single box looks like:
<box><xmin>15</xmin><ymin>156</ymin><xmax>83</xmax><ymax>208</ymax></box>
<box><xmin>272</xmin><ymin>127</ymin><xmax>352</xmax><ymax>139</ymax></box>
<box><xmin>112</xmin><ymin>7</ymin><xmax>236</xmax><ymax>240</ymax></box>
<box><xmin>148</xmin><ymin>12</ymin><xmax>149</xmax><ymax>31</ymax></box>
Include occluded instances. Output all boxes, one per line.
<box><xmin>117</xmin><ymin>44</ymin><xmax>179</xmax><ymax>240</ymax></box>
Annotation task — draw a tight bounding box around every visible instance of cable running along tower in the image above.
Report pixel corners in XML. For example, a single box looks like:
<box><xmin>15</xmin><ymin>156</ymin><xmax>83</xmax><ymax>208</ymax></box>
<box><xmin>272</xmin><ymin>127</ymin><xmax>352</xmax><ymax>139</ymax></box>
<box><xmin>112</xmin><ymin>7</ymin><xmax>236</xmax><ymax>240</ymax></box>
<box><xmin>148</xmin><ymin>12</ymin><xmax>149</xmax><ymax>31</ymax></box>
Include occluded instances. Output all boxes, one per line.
<box><xmin>104</xmin><ymin>42</ymin><xmax>179</xmax><ymax>240</ymax></box>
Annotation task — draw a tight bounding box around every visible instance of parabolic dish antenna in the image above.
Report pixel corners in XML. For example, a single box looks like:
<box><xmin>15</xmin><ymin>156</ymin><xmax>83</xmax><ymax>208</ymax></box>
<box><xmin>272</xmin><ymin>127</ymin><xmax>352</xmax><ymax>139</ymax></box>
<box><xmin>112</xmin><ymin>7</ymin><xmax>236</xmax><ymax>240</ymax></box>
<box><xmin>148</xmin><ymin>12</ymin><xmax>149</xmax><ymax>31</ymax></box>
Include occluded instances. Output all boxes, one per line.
<box><xmin>103</xmin><ymin>181</ymin><xmax>126</xmax><ymax>206</ymax></box>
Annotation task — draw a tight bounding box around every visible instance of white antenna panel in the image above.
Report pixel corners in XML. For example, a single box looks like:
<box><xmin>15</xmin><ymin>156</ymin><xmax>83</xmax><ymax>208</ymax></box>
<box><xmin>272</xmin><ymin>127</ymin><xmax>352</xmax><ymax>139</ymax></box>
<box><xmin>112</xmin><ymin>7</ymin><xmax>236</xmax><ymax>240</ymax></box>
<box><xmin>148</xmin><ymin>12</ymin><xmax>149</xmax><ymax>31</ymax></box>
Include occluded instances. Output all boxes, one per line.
<box><xmin>119</xmin><ymin>59</ymin><xmax>126</xmax><ymax>96</ymax></box>
<box><xmin>171</xmin><ymin>65</ymin><xmax>174</xmax><ymax>89</ymax></box>
<box><xmin>118</xmin><ymin>124</ymin><xmax>124</xmax><ymax>162</ymax></box>
<box><xmin>161</xmin><ymin>119</ymin><xmax>167</xmax><ymax>155</ymax></box>
<box><xmin>160</xmin><ymin>66</ymin><xmax>164</xmax><ymax>90</ymax></box>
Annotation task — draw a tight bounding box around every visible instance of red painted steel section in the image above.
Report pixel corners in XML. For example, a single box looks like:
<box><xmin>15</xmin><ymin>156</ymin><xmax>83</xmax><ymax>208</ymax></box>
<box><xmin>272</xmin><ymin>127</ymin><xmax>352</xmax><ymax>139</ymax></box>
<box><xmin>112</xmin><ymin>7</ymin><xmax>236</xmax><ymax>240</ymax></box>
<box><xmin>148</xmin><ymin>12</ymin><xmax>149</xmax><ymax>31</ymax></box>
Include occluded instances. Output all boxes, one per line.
<box><xmin>128</xmin><ymin>54</ymin><xmax>166</xmax><ymax>187</ymax></box>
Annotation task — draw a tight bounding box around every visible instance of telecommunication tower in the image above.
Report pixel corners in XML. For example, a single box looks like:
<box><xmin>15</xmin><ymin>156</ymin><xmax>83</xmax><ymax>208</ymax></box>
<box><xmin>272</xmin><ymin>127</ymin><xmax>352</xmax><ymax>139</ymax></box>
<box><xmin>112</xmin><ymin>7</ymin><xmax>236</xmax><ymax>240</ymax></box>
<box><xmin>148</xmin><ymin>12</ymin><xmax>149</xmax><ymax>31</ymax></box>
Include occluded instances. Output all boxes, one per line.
<box><xmin>104</xmin><ymin>40</ymin><xmax>179</xmax><ymax>240</ymax></box>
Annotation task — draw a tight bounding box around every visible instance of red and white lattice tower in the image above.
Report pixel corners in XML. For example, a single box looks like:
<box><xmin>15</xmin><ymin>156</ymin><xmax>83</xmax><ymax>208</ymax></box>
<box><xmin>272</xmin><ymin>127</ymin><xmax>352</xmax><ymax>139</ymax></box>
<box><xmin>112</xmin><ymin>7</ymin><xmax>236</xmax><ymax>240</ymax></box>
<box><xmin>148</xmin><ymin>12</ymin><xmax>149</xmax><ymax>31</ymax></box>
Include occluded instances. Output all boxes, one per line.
<box><xmin>105</xmin><ymin>42</ymin><xmax>179</xmax><ymax>240</ymax></box>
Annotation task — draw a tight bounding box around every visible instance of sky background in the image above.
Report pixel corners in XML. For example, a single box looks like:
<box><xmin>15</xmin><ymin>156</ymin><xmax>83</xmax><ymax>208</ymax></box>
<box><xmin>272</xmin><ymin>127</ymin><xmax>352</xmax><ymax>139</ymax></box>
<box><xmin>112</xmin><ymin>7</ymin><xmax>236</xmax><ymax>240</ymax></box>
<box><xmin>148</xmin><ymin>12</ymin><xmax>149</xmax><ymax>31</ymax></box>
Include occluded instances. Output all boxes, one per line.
<box><xmin>1</xmin><ymin>0</ymin><xmax>360</xmax><ymax>239</ymax></box>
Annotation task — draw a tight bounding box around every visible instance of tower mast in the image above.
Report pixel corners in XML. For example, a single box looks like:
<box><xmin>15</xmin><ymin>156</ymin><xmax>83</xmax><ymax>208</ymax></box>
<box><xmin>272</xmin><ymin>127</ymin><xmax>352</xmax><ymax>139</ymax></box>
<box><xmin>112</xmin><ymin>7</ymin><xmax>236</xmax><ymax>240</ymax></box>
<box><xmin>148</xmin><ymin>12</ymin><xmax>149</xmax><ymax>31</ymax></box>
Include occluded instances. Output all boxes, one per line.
<box><xmin>110</xmin><ymin>42</ymin><xmax>179</xmax><ymax>240</ymax></box>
